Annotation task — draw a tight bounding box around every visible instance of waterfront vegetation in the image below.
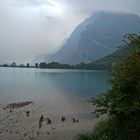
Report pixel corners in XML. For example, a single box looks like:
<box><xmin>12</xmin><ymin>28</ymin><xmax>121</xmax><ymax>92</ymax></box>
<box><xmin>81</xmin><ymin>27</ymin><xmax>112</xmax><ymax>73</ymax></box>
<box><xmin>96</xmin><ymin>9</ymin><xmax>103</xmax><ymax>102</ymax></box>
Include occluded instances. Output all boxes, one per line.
<box><xmin>0</xmin><ymin>61</ymin><xmax>106</xmax><ymax>70</ymax></box>
<box><xmin>74</xmin><ymin>34</ymin><xmax>140</xmax><ymax>140</ymax></box>
<box><xmin>0</xmin><ymin>62</ymin><xmax>106</xmax><ymax>70</ymax></box>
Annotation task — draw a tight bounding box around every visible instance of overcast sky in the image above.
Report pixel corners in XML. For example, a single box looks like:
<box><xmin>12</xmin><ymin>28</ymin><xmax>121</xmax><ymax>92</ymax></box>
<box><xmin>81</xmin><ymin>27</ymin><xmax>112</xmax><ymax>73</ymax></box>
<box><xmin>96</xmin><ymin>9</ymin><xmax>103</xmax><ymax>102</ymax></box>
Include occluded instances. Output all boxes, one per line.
<box><xmin>0</xmin><ymin>0</ymin><xmax>140</xmax><ymax>63</ymax></box>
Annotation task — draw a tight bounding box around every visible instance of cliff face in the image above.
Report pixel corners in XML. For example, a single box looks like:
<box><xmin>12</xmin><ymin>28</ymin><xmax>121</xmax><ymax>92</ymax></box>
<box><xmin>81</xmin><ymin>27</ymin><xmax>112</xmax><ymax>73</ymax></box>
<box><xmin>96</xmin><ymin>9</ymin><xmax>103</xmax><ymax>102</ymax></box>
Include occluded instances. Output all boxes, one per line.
<box><xmin>46</xmin><ymin>12</ymin><xmax>140</xmax><ymax>64</ymax></box>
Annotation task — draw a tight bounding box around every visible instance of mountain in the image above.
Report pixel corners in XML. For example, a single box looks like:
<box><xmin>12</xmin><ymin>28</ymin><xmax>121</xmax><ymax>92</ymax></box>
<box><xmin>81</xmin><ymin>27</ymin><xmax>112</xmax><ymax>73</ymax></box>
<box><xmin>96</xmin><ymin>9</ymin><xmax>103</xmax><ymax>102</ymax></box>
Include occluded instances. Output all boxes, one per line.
<box><xmin>87</xmin><ymin>46</ymin><xmax>132</xmax><ymax>70</ymax></box>
<box><xmin>46</xmin><ymin>11</ymin><xmax>140</xmax><ymax>64</ymax></box>
<box><xmin>34</xmin><ymin>38</ymin><xmax>68</xmax><ymax>63</ymax></box>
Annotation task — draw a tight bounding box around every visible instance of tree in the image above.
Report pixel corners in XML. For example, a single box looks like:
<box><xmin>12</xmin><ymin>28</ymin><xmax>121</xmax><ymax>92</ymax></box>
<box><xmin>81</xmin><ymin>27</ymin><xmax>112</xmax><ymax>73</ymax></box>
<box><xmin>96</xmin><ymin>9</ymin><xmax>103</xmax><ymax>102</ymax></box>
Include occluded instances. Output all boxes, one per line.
<box><xmin>39</xmin><ymin>62</ymin><xmax>47</xmax><ymax>68</ymax></box>
<box><xmin>10</xmin><ymin>62</ymin><xmax>16</xmax><ymax>67</ymax></box>
<box><xmin>74</xmin><ymin>34</ymin><xmax>140</xmax><ymax>140</ymax></box>
<box><xmin>19</xmin><ymin>64</ymin><xmax>25</xmax><ymax>67</ymax></box>
<box><xmin>26</xmin><ymin>63</ymin><xmax>30</xmax><ymax>68</ymax></box>
<box><xmin>35</xmin><ymin>63</ymin><xmax>38</xmax><ymax>68</ymax></box>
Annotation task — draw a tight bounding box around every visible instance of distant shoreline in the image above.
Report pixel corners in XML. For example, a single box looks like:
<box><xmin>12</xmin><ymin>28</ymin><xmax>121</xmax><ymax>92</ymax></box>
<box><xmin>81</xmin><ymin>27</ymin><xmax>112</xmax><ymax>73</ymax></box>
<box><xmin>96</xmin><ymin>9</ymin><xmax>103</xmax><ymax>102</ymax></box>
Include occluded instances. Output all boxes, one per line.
<box><xmin>0</xmin><ymin>62</ymin><xmax>110</xmax><ymax>71</ymax></box>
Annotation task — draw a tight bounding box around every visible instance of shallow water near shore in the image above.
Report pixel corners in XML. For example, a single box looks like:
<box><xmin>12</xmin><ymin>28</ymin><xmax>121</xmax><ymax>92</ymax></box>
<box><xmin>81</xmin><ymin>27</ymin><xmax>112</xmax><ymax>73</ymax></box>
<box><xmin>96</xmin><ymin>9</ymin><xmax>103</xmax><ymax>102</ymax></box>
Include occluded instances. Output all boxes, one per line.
<box><xmin>0</xmin><ymin>67</ymin><xmax>110</xmax><ymax>103</ymax></box>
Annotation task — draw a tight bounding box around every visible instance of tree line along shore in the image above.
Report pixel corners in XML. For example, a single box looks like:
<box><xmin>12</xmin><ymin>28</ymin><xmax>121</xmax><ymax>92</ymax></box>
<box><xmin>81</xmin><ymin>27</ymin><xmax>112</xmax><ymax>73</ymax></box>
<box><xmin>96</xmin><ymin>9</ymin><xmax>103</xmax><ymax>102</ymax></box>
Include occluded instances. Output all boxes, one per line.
<box><xmin>0</xmin><ymin>61</ymin><xmax>111</xmax><ymax>70</ymax></box>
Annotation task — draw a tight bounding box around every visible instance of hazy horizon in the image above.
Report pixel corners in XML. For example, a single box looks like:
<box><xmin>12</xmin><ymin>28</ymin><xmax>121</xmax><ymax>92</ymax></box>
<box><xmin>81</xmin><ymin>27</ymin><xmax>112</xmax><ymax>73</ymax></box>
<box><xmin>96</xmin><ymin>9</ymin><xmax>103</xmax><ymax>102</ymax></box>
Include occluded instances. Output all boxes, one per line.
<box><xmin>0</xmin><ymin>0</ymin><xmax>140</xmax><ymax>64</ymax></box>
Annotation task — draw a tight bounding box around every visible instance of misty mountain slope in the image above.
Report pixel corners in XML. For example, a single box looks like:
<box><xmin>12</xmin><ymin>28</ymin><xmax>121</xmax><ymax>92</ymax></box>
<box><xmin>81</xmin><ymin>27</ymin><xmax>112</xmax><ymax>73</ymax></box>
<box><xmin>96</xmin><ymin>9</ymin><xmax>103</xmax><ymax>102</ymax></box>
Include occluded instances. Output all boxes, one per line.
<box><xmin>34</xmin><ymin>38</ymin><xmax>68</xmax><ymax>63</ymax></box>
<box><xmin>47</xmin><ymin>11</ymin><xmax>140</xmax><ymax>64</ymax></box>
<box><xmin>88</xmin><ymin>45</ymin><xmax>132</xmax><ymax>70</ymax></box>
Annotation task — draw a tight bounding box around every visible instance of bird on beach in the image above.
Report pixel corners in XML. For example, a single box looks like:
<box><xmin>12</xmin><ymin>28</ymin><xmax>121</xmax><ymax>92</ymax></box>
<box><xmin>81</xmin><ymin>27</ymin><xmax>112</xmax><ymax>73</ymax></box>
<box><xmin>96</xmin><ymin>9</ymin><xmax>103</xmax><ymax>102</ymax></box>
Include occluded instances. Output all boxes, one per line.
<box><xmin>72</xmin><ymin>118</ymin><xmax>79</xmax><ymax>123</ymax></box>
<box><xmin>46</xmin><ymin>118</ymin><xmax>52</xmax><ymax>124</ymax></box>
<box><xmin>39</xmin><ymin>115</ymin><xmax>44</xmax><ymax>128</ymax></box>
<box><xmin>26</xmin><ymin>111</ymin><xmax>30</xmax><ymax>117</ymax></box>
<box><xmin>61</xmin><ymin>116</ymin><xmax>66</xmax><ymax>122</ymax></box>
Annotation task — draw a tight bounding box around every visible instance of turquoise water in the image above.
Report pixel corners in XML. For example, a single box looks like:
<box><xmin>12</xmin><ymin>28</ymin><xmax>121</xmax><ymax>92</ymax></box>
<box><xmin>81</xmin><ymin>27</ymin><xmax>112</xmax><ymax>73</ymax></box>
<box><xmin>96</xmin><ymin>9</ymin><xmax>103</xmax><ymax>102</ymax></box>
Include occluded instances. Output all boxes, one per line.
<box><xmin>0</xmin><ymin>68</ymin><xmax>110</xmax><ymax>103</ymax></box>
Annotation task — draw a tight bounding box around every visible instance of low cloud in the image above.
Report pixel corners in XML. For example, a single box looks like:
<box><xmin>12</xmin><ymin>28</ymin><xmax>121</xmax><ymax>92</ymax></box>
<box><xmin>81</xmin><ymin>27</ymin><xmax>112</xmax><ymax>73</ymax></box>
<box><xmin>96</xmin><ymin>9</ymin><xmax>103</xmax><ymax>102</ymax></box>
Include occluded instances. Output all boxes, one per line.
<box><xmin>0</xmin><ymin>0</ymin><xmax>140</xmax><ymax>63</ymax></box>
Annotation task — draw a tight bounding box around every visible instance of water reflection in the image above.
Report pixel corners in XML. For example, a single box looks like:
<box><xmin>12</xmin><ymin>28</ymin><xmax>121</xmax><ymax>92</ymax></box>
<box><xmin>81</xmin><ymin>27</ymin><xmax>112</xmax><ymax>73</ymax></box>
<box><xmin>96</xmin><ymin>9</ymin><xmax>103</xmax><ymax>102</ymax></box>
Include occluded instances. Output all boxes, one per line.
<box><xmin>0</xmin><ymin>68</ymin><xmax>110</xmax><ymax>103</ymax></box>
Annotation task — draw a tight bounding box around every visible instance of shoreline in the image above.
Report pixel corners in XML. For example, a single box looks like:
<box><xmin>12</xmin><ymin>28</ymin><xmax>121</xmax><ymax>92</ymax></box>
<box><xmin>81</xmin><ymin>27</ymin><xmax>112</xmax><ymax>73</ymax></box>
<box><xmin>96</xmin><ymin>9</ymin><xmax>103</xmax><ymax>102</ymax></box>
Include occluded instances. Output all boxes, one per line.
<box><xmin>0</xmin><ymin>101</ymin><xmax>100</xmax><ymax>140</ymax></box>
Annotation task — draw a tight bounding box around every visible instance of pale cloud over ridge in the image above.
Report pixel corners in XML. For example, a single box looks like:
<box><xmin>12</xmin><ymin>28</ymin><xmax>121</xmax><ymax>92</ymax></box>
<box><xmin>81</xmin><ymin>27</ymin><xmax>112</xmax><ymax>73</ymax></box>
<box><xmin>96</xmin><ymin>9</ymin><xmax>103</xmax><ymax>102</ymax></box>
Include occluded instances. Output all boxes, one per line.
<box><xmin>0</xmin><ymin>0</ymin><xmax>140</xmax><ymax>63</ymax></box>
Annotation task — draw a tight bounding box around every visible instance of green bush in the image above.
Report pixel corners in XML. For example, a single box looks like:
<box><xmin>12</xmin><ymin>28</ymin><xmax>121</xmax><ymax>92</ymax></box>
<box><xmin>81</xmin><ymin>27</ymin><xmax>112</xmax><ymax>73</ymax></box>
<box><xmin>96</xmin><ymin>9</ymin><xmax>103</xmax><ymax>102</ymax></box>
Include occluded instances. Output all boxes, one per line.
<box><xmin>74</xmin><ymin>133</ymin><xmax>92</xmax><ymax>140</ymax></box>
<box><xmin>74</xmin><ymin>117</ymin><xmax>137</xmax><ymax>140</ymax></box>
<box><xmin>74</xmin><ymin>33</ymin><xmax>140</xmax><ymax>140</ymax></box>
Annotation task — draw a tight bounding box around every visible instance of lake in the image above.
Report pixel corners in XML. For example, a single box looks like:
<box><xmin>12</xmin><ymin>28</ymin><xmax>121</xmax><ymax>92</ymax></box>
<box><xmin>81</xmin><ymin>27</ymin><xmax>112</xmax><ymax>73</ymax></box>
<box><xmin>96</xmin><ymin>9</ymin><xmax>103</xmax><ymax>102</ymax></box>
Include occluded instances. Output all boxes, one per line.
<box><xmin>0</xmin><ymin>68</ymin><xmax>110</xmax><ymax>139</ymax></box>
<box><xmin>0</xmin><ymin>67</ymin><xmax>110</xmax><ymax>104</ymax></box>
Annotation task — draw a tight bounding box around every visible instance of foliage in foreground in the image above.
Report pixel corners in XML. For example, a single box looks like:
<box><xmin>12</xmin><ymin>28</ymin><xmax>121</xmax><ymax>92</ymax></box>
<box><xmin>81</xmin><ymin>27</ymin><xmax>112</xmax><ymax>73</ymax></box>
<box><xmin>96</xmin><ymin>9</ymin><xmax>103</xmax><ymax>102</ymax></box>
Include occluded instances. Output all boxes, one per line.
<box><xmin>74</xmin><ymin>117</ymin><xmax>136</xmax><ymax>140</ymax></box>
<box><xmin>74</xmin><ymin>33</ymin><xmax>140</xmax><ymax>140</ymax></box>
